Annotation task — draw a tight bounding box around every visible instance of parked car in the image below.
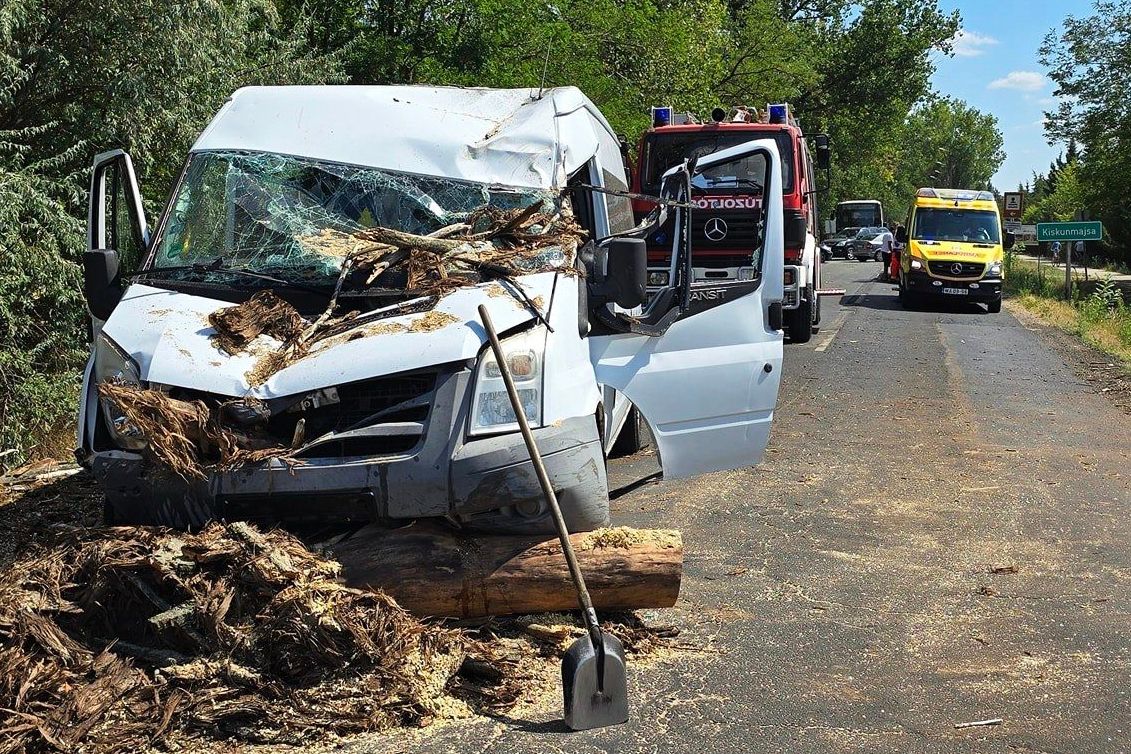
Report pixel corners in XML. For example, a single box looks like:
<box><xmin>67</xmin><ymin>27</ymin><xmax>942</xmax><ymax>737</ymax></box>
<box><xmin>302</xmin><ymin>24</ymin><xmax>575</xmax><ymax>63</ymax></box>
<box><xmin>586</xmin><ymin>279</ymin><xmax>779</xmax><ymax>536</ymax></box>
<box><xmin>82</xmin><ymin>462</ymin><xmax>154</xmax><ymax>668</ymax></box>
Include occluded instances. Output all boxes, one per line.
<box><xmin>848</xmin><ymin>226</ymin><xmax>891</xmax><ymax>261</ymax></box>
<box><xmin>826</xmin><ymin>226</ymin><xmax>862</xmax><ymax>258</ymax></box>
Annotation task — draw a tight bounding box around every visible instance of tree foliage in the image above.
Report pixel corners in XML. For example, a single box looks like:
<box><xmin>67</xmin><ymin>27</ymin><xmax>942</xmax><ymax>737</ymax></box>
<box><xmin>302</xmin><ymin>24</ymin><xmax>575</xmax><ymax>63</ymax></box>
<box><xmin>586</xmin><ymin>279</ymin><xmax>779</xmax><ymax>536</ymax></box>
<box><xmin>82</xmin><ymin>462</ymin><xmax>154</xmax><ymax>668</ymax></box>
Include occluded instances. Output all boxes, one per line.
<box><xmin>0</xmin><ymin>0</ymin><xmax>1000</xmax><ymax>463</ymax></box>
<box><xmin>1041</xmin><ymin>0</ymin><xmax>1131</xmax><ymax>260</ymax></box>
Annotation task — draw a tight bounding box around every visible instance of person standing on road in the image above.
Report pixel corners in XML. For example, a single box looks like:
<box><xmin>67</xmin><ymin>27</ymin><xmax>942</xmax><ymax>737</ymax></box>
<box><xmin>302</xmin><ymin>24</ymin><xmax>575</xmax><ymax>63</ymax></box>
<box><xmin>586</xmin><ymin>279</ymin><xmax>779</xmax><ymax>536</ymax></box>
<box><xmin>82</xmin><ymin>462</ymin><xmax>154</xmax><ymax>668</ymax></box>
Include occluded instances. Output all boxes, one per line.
<box><xmin>879</xmin><ymin>225</ymin><xmax>895</xmax><ymax>280</ymax></box>
<box><xmin>888</xmin><ymin>223</ymin><xmax>905</xmax><ymax>283</ymax></box>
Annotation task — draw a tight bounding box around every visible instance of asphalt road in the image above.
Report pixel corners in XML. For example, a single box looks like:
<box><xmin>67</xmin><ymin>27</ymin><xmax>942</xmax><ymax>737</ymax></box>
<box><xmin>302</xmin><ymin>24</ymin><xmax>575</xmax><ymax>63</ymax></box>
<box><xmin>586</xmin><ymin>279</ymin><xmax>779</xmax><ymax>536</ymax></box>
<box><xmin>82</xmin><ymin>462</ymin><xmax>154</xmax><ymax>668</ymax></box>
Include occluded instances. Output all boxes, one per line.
<box><xmin>364</xmin><ymin>259</ymin><xmax>1131</xmax><ymax>753</ymax></box>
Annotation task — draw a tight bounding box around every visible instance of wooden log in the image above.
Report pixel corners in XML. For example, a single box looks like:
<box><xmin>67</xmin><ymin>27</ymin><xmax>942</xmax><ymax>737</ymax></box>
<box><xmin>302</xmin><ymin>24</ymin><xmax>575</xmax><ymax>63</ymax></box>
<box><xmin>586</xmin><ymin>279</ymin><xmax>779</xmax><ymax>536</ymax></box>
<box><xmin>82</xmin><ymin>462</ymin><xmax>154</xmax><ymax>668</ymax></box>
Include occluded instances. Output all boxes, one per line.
<box><xmin>328</xmin><ymin>523</ymin><xmax>683</xmax><ymax>619</ymax></box>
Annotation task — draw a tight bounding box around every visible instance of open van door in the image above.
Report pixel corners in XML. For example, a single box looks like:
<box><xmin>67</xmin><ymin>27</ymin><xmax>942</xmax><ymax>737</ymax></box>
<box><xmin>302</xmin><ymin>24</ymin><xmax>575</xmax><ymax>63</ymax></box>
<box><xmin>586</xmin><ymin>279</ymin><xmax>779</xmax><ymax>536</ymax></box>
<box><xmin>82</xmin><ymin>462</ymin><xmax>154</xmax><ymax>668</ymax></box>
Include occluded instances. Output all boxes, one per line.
<box><xmin>590</xmin><ymin>139</ymin><xmax>784</xmax><ymax>478</ymax></box>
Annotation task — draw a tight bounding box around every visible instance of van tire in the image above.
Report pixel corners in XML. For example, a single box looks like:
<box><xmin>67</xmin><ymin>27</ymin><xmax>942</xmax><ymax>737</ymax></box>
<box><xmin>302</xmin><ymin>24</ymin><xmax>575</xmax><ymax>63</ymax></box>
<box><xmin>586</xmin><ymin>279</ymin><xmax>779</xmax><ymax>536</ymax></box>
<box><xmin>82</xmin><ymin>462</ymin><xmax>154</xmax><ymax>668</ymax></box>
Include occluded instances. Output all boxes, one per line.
<box><xmin>787</xmin><ymin>295</ymin><xmax>814</xmax><ymax>344</ymax></box>
<box><xmin>898</xmin><ymin>281</ymin><xmax>918</xmax><ymax>309</ymax></box>
<box><xmin>610</xmin><ymin>406</ymin><xmax>646</xmax><ymax>457</ymax></box>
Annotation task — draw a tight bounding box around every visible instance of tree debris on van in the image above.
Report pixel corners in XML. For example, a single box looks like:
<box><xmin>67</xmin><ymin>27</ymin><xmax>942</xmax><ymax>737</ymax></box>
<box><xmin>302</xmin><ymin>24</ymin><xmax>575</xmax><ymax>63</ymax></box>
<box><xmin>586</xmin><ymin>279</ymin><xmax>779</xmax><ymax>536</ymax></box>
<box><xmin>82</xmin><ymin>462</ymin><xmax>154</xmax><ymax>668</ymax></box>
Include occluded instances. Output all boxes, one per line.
<box><xmin>96</xmin><ymin>382</ymin><xmax>295</xmax><ymax>480</ymax></box>
<box><xmin>204</xmin><ymin>204</ymin><xmax>583</xmax><ymax>386</ymax></box>
<box><xmin>0</xmin><ymin>520</ymin><xmax>677</xmax><ymax>753</ymax></box>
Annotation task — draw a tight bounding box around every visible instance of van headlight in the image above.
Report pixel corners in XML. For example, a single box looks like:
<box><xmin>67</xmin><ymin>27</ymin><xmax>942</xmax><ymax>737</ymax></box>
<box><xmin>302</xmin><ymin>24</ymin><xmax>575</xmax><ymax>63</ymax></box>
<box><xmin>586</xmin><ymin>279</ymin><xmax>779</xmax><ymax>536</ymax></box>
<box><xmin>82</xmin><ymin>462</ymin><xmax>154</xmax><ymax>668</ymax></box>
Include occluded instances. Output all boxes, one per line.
<box><xmin>94</xmin><ymin>334</ymin><xmax>147</xmax><ymax>450</ymax></box>
<box><xmin>910</xmin><ymin>258</ymin><xmax>924</xmax><ymax>271</ymax></box>
<box><xmin>469</xmin><ymin>326</ymin><xmax>546</xmax><ymax>436</ymax></box>
<box><xmin>986</xmin><ymin>261</ymin><xmax>1003</xmax><ymax>278</ymax></box>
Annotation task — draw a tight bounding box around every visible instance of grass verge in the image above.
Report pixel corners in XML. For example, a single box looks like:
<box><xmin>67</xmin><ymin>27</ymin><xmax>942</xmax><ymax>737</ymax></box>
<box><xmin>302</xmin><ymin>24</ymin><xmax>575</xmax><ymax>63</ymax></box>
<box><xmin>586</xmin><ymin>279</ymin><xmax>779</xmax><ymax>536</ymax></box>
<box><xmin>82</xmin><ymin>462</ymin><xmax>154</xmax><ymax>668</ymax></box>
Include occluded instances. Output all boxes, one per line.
<box><xmin>1006</xmin><ymin>257</ymin><xmax>1131</xmax><ymax>367</ymax></box>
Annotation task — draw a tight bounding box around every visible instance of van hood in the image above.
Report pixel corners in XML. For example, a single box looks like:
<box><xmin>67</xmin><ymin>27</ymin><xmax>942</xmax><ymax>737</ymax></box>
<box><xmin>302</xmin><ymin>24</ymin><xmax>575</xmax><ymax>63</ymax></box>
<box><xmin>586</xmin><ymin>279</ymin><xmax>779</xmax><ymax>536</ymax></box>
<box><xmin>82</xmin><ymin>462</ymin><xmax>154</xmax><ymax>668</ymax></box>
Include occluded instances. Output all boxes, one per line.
<box><xmin>908</xmin><ymin>239</ymin><xmax>1001</xmax><ymax>263</ymax></box>
<box><xmin>101</xmin><ymin>274</ymin><xmax>557</xmax><ymax>399</ymax></box>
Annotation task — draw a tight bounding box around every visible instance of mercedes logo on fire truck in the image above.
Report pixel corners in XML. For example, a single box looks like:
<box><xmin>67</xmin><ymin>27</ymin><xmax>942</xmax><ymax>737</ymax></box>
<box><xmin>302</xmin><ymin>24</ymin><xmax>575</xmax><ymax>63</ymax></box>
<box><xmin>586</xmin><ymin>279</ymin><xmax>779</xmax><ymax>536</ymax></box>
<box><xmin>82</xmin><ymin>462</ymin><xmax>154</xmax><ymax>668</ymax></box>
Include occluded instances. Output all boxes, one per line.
<box><xmin>704</xmin><ymin>217</ymin><xmax>728</xmax><ymax>241</ymax></box>
<box><xmin>950</xmin><ymin>262</ymin><xmax>964</xmax><ymax>275</ymax></box>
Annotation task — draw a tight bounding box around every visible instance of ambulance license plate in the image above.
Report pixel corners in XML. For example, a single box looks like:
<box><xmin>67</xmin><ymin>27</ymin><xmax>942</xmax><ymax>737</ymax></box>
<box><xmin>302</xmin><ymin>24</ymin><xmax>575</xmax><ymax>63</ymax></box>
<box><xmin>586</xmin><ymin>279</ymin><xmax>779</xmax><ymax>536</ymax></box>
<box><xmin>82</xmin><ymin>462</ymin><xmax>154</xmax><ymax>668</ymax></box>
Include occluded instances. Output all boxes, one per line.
<box><xmin>942</xmin><ymin>287</ymin><xmax>968</xmax><ymax>296</ymax></box>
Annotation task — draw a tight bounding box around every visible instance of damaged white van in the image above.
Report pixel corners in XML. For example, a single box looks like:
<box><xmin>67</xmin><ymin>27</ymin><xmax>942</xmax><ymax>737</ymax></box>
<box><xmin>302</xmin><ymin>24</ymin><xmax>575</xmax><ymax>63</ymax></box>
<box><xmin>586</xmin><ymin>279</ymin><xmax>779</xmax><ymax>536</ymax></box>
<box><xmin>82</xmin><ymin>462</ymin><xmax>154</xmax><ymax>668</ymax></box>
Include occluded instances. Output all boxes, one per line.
<box><xmin>77</xmin><ymin>85</ymin><xmax>786</xmax><ymax>533</ymax></box>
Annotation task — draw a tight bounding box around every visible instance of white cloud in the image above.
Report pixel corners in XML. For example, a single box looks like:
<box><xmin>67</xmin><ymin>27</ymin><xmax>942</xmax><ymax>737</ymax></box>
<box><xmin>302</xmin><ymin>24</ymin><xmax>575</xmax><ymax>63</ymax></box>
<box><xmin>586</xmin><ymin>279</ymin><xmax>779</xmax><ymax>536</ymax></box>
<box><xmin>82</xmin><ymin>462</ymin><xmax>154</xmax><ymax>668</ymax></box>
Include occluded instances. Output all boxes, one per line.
<box><xmin>951</xmin><ymin>29</ymin><xmax>998</xmax><ymax>58</ymax></box>
<box><xmin>988</xmin><ymin>71</ymin><xmax>1048</xmax><ymax>92</ymax></box>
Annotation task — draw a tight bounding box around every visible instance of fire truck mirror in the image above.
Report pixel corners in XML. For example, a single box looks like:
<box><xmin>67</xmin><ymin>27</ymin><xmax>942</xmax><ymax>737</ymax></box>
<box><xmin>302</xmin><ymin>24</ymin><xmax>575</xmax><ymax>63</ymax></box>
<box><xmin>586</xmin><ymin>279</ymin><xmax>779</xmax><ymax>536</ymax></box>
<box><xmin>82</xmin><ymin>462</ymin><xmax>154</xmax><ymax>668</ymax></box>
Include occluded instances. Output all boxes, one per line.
<box><xmin>813</xmin><ymin>134</ymin><xmax>831</xmax><ymax>171</ymax></box>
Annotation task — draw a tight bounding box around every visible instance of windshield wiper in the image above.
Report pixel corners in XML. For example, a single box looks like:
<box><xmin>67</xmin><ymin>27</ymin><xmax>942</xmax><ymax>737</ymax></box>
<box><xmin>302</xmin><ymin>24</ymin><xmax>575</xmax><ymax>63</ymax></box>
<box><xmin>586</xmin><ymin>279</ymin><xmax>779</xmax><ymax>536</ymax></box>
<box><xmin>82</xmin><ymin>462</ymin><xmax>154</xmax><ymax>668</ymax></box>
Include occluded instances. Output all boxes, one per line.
<box><xmin>131</xmin><ymin>258</ymin><xmax>332</xmax><ymax>296</ymax></box>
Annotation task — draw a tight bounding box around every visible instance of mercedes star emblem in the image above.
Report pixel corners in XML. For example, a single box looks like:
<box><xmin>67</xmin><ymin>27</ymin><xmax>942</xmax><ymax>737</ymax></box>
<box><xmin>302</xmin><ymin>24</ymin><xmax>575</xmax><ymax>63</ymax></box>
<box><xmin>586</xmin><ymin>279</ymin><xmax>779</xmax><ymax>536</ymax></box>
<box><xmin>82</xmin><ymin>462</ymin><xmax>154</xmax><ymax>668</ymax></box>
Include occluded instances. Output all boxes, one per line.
<box><xmin>950</xmin><ymin>262</ymin><xmax>964</xmax><ymax>275</ymax></box>
<box><xmin>704</xmin><ymin>217</ymin><xmax>728</xmax><ymax>241</ymax></box>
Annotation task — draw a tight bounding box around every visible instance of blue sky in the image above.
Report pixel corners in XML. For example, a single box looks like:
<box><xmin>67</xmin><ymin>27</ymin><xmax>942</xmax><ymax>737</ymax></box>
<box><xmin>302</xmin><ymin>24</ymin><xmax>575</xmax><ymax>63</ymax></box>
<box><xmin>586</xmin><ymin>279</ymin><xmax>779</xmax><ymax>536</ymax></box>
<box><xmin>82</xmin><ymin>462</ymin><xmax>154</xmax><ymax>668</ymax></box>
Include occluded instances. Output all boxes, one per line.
<box><xmin>930</xmin><ymin>0</ymin><xmax>1093</xmax><ymax>191</ymax></box>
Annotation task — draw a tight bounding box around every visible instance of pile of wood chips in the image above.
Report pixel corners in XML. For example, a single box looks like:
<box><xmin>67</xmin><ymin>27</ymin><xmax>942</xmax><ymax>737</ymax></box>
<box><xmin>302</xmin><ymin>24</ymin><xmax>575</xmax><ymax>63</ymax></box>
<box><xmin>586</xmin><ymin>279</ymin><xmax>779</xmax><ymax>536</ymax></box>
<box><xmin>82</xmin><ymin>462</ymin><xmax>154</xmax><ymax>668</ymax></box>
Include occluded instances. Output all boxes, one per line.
<box><xmin>0</xmin><ymin>522</ymin><xmax>520</xmax><ymax>753</ymax></box>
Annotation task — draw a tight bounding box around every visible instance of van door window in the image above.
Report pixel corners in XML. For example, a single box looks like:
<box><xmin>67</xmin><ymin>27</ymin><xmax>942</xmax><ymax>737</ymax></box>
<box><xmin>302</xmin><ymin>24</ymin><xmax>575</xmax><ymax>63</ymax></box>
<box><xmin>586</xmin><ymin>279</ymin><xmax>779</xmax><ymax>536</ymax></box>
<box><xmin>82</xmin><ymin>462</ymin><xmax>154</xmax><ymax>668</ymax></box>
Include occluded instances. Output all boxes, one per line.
<box><xmin>89</xmin><ymin>152</ymin><xmax>148</xmax><ymax>272</ymax></box>
<box><xmin>689</xmin><ymin>149</ymin><xmax>770</xmax><ymax>284</ymax></box>
<box><xmin>567</xmin><ymin>166</ymin><xmax>598</xmax><ymax>238</ymax></box>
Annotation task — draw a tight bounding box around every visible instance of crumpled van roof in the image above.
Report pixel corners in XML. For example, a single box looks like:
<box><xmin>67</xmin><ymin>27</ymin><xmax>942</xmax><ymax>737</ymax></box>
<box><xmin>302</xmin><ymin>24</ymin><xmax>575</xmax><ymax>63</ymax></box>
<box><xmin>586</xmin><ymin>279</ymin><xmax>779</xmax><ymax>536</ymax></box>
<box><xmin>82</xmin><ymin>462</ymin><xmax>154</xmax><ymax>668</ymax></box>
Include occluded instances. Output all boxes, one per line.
<box><xmin>192</xmin><ymin>85</ymin><xmax>616</xmax><ymax>190</ymax></box>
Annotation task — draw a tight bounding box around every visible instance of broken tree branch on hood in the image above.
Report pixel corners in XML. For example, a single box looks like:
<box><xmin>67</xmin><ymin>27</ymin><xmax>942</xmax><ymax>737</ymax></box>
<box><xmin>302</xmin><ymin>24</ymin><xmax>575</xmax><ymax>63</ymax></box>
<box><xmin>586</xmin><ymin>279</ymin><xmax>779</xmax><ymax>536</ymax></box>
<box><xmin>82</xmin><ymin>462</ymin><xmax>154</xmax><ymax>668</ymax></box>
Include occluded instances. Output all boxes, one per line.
<box><xmin>205</xmin><ymin>203</ymin><xmax>583</xmax><ymax>387</ymax></box>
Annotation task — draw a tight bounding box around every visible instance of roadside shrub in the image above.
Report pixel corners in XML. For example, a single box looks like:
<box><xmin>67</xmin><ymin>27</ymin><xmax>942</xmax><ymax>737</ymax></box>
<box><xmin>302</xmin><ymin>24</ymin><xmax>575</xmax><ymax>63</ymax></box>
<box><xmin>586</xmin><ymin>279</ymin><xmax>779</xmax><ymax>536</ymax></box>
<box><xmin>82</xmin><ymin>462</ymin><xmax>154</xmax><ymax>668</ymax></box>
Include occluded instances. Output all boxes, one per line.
<box><xmin>0</xmin><ymin>133</ymin><xmax>86</xmax><ymax>469</ymax></box>
<box><xmin>1087</xmin><ymin>278</ymin><xmax>1124</xmax><ymax>316</ymax></box>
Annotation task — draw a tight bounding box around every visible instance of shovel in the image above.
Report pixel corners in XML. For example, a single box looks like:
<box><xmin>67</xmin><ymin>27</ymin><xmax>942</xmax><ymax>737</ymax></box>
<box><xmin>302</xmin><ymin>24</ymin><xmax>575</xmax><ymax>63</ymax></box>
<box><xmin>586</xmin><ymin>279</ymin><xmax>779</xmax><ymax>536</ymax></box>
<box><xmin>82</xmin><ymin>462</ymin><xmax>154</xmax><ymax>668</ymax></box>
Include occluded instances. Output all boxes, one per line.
<box><xmin>477</xmin><ymin>305</ymin><xmax>629</xmax><ymax>731</ymax></box>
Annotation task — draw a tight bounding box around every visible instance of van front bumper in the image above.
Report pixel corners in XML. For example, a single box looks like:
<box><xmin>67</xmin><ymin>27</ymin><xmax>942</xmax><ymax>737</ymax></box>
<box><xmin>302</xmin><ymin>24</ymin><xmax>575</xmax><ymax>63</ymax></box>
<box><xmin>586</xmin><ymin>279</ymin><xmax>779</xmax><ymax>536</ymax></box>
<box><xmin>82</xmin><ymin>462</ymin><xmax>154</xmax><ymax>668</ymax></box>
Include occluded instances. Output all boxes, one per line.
<box><xmin>904</xmin><ymin>271</ymin><xmax>1002</xmax><ymax>302</ymax></box>
<box><xmin>91</xmin><ymin>369</ymin><xmax>608</xmax><ymax>533</ymax></box>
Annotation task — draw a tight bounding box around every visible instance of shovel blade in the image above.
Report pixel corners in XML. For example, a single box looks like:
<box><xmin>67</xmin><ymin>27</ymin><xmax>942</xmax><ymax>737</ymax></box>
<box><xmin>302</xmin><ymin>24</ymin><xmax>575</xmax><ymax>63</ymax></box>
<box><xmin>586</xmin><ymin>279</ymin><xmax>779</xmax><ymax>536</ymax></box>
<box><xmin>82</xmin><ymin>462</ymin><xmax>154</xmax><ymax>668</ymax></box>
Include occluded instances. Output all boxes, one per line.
<box><xmin>562</xmin><ymin>633</ymin><xmax>629</xmax><ymax>730</ymax></box>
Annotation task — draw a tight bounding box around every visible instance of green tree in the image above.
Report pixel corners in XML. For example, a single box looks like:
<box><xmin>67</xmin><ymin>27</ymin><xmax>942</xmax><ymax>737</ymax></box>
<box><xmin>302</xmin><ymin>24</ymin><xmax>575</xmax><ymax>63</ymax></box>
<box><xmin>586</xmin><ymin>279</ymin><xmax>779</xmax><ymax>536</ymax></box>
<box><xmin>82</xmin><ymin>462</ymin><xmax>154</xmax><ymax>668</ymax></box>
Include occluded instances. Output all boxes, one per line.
<box><xmin>792</xmin><ymin>0</ymin><xmax>961</xmax><ymax>220</ymax></box>
<box><xmin>889</xmin><ymin>96</ymin><xmax>1005</xmax><ymax>217</ymax></box>
<box><xmin>1041</xmin><ymin>0</ymin><xmax>1131</xmax><ymax>260</ymax></box>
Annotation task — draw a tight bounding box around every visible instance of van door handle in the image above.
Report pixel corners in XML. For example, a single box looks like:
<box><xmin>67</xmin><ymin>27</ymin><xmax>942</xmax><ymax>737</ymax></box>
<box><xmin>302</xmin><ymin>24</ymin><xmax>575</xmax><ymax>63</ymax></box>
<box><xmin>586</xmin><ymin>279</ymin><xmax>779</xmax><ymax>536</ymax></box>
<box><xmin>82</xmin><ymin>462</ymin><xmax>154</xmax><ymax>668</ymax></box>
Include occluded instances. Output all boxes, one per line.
<box><xmin>768</xmin><ymin>301</ymin><xmax>783</xmax><ymax>331</ymax></box>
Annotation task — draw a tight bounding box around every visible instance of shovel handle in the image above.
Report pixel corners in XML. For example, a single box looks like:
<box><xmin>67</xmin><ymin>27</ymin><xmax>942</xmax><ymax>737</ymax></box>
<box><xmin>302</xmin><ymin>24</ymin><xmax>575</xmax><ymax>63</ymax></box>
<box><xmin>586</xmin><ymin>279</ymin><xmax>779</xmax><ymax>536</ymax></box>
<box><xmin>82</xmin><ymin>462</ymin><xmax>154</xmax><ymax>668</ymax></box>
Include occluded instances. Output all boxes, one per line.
<box><xmin>476</xmin><ymin>305</ymin><xmax>603</xmax><ymax>646</ymax></box>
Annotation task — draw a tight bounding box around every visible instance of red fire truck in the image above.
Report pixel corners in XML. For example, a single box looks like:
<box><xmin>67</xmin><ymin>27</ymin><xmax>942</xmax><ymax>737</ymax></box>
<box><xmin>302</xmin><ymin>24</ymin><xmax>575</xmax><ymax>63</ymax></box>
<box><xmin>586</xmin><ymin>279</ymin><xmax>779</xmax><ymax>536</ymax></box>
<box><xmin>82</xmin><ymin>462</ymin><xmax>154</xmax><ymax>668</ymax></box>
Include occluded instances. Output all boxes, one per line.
<box><xmin>631</xmin><ymin>104</ymin><xmax>830</xmax><ymax>342</ymax></box>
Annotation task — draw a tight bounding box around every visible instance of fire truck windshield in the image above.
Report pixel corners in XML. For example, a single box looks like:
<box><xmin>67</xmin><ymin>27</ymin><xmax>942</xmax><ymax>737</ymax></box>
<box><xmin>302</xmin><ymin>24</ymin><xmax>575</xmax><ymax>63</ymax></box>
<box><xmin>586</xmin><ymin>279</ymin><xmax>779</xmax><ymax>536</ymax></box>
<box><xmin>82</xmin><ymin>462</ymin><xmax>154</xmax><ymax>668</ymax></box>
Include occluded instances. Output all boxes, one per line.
<box><xmin>643</xmin><ymin>132</ymin><xmax>794</xmax><ymax>195</ymax></box>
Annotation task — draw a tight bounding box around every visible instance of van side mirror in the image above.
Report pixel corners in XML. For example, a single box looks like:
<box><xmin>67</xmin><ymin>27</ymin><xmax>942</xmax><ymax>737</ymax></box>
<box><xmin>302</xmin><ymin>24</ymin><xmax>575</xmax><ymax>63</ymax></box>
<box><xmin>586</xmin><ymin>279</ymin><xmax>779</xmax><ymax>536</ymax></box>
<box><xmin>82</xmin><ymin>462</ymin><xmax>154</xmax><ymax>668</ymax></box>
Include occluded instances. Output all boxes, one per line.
<box><xmin>1005</xmin><ymin>231</ymin><xmax>1016</xmax><ymax>248</ymax></box>
<box><xmin>813</xmin><ymin>134</ymin><xmax>831</xmax><ymax>171</ymax></box>
<box><xmin>601</xmin><ymin>238</ymin><xmax>648</xmax><ymax>308</ymax></box>
<box><xmin>83</xmin><ymin>249</ymin><xmax>123</xmax><ymax>320</ymax></box>
<box><xmin>784</xmin><ymin>215</ymin><xmax>807</xmax><ymax>248</ymax></box>
<box><xmin>895</xmin><ymin>227</ymin><xmax>908</xmax><ymax>243</ymax></box>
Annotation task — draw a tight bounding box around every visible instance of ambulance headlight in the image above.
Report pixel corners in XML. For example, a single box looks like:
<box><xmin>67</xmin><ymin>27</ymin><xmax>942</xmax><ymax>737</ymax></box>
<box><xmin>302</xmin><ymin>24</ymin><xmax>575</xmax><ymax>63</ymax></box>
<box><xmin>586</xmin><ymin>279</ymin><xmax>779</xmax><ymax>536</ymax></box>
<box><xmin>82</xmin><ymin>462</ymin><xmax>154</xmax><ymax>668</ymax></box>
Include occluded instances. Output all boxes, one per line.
<box><xmin>910</xmin><ymin>258</ymin><xmax>924</xmax><ymax>271</ymax></box>
<box><xmin>986</xmin><ymin>261</ymin><xmax>1002</xmax><ymax>278</ymax></box>
<box><xmin>470</xmin><ymin>327</ymin><xmax>546</xmax><ymax>435</ymax></box>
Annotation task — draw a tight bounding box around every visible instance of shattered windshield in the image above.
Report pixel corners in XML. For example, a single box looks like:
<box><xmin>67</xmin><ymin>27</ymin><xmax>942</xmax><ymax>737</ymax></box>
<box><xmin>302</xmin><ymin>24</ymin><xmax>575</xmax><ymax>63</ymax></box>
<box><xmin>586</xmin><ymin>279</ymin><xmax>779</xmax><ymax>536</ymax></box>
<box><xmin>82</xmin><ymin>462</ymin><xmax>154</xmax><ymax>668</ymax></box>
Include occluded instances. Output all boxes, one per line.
<box><xmin>149</xmin><ymin>151</ymin><xmax>570</xmax><ymax>290</ymax></box>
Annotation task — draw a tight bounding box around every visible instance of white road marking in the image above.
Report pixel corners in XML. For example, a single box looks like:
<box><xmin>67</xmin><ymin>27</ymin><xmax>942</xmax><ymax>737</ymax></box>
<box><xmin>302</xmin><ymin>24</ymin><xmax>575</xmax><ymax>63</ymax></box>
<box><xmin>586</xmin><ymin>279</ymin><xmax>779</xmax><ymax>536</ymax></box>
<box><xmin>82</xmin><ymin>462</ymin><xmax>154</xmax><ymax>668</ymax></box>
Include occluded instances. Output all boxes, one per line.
<box><xmin>814</xmin><ymin>314</ymin><xmax>846</xmax><ymax>352</ymax></box>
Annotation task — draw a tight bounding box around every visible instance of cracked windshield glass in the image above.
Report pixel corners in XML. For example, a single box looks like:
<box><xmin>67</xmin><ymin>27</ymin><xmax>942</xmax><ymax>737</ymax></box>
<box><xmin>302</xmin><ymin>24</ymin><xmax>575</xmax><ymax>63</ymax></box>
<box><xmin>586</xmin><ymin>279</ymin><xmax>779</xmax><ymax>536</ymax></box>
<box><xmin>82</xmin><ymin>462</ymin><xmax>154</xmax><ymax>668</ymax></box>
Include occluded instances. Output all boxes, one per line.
<box><xmin>151</xmin><ymin>151</ymin><xmax>568</xmax><ymax>293</ymax></box>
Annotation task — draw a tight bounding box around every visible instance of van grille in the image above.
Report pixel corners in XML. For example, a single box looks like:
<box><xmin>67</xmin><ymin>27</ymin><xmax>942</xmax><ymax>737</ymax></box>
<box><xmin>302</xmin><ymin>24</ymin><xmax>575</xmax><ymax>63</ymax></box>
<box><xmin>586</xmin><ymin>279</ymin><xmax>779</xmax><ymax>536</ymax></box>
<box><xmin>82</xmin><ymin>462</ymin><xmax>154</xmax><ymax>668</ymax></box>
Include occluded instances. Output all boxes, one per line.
<box><xmin>267</xmin><ymin>373</ymin><xmax>435</xmax><ymax>457</ymax></box>
<box><xmin>928</xmin><ymin>261</ymin><xmax>985</xmax><ymax>278</ymax></box>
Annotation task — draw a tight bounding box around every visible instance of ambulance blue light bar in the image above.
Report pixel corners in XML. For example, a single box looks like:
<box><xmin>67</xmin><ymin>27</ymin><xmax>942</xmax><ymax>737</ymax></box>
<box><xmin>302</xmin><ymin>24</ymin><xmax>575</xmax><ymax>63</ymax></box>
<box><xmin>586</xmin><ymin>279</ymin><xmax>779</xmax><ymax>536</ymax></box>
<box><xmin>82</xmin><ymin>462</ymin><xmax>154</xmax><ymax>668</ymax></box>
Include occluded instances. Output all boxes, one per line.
<box><xmin>651</xmin><ymin>106</ymin><xmax>673</xmax><ymax>127</ymax></box>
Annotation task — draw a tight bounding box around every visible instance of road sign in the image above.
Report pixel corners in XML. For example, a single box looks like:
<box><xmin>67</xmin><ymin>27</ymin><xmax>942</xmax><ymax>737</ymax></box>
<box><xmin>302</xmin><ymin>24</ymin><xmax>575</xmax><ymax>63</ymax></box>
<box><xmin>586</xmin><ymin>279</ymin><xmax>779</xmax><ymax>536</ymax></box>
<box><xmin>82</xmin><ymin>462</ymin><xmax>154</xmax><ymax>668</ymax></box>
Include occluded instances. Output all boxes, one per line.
<box><xmin>1036</xmin><ymin>221</ymin><xmax>1103</xmax><ymax>242</ymax></box>
<box><xmin>1003</xmin><ymin>192</ymin><xmax>1023</xmax><ymax>218</ymax></box>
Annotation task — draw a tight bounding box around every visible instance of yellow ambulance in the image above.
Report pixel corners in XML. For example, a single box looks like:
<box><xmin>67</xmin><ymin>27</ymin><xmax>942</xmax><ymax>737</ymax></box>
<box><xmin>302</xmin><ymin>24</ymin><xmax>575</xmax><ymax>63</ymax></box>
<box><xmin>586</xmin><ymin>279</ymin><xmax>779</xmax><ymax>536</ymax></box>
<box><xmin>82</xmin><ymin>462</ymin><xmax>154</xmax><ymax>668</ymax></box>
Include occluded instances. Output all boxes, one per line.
<box><xmin>895</xmin><ymin>188</ymin><xmax>1012</xmax><ymax>313</ymax></box>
